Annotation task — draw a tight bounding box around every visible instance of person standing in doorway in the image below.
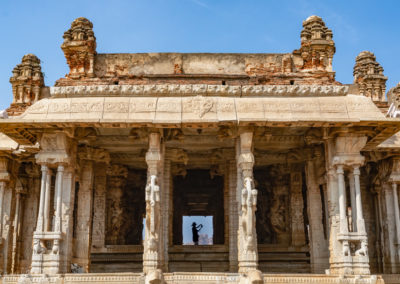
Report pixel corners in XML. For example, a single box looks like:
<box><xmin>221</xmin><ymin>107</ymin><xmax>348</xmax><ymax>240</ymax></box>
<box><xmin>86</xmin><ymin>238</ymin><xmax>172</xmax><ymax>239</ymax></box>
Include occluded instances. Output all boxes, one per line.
<box><xmin>192</xmin><ymin>222</ymin><xmax>203</xmax><ymax>245</ymax></box>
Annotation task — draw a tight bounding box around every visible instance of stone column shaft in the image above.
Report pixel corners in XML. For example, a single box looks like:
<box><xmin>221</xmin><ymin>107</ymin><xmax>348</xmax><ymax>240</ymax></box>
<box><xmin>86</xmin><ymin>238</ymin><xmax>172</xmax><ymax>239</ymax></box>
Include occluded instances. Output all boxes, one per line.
<box><xmin>337</xmin><ymin>165</ymin><xmax>348</xmax><ymax>233</ymax></box>
<box><xmin>0</xmin><ymin>181</ymin><xmax>5</xmax><ymax>238</ymax></box>
<box><xmin>353</xmin><ymin>166</ymin><xmax>365</xmax><ymax>233</ymax></box>
<box><xmin>54</xmin><ymin>165</ymin><xmax>64</xmax><ymax>233</ymax></box>
<box><xmin>383</xmin><ymin>184</ymin><xmax>397</xmax><ymax>273</ymax></box>
<box><xmin>349</xmin><ymin>173</ymin><xmax>357</xmax><ymax>231</ymax></box>
<box><xmin>43</xmin><ymin>169</ymin><xmax>52</xmax><ymax>231</ymax></box>
<box><xmin>305</xmin><ymin>159</ymin><xmax>329</xmax><ymax>273</ymax></box>
<box><xmin>36</xmin><ymin>165</ymin><xmax>48</xmax><ymax>232</ymax></box>
<box><xmin>11</xmin><ymin>191</ymin><xmax>22</xmax><ymax>273</ymax></box>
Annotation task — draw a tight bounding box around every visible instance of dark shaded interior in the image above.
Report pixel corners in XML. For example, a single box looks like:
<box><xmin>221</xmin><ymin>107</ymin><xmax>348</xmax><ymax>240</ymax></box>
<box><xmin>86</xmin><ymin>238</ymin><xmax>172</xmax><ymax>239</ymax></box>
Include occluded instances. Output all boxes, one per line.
<box><xmin>173</xmin><ymin>170</ymin><xmax>224</xmax><ymax>245</ymax></box>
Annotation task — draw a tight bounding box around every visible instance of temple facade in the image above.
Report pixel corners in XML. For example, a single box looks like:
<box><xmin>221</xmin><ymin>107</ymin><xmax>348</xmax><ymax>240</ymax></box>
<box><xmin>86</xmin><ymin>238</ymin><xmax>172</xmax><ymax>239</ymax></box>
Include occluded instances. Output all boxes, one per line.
<box><xmin>0</xmin><ymin>16</ymin><xmax>400</xmax><ymax>283</ymax></box>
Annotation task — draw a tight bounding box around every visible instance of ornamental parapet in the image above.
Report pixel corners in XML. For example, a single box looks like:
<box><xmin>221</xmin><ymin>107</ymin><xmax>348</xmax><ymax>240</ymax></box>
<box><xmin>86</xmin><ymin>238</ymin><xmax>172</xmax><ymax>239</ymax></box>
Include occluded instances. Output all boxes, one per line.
<box><xmin>50</xmin><ymin>84</ymin><xmax>349</xmax><ymax>98</ymax></box>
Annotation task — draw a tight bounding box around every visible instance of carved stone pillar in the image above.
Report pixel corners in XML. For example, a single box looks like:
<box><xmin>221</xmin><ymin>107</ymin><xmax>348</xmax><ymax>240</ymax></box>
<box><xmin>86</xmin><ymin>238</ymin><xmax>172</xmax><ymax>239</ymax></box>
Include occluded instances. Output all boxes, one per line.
<box><xmin>19</xmin><ymin>163</ymin><xmax>41</xmax><ymax>273</ymax></box>
<box><xmin>382</xmin><ymin>182</ymin><xmax>397</xmax><ymax>273</ymax></box>
<box><xmin>143</xmin><ymin>131</ymin><xmax>164</xmax><ymax>283</ymax></box>
<box><xmin>236</xmin><ymin>131</ymin><xmax>262</xmax><ymax>283</ymax></box>
<box><xmin>327</xmin><ymin>134</ymin><xmax>370</xmax><ymax>275</ymax></box>
<box><xmin>392</xmin><ymin>183</ymin><xmax>400</xmax><ymax>262</ymax></box>
<box><xmin>162</xmin><ymin>158</ymin><xmax>170</xmax><ymax>272</ymax></box>
<box><xmin>11</xmin><ymin>182</ymin><xmax>26</xmax><ymax>274</ymax></box>
<box><xmin>305</xmin><ymin>149</ymin><xmax>329</xmax><ymax>273</ymax></box>
<box><xmin>91</xmin><ymin>164</ymin><xmax>108</xmax><ymax>250</ymax></box>
<box><xmin>337</xmin><ymin>165</ymin><xmax>348</xmax><ymax>234</ymax></box>
<box><xmin>31</xmin><ymin>132</ymin><xmax>76</xmax><ymax>274</ymax></box>
<box><xmin>74</xmin><ymin>147</ymin><xmax>109</xmax><ymax>272</ymax></box>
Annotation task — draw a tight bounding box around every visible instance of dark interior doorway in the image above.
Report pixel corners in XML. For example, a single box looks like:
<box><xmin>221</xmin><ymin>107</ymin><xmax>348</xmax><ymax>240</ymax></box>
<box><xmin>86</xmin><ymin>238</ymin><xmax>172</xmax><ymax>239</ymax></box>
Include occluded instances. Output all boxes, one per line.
<box><xmin>173</xmin><ymin>170</ymin><xmax>224</xmax><ymax>245</ymax></box>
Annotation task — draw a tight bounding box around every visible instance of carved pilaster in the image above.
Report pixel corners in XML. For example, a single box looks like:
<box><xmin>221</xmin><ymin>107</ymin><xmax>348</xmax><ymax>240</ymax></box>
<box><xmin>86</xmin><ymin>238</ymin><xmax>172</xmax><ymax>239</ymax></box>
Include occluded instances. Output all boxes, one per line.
<box><xmin>91</xmin><ymin>163</ymin><xmax>107</xmax><ymax>250</ymax></box>
<box><xmin>387</xmin><ymin>157</ymin><xmax>400</xmax><ymax>272</ymax></box>
<box><xmin>305</xmin><ymin>147</ymin><xmax>329</xmax><ymax>273</ymax></box>
<box><xmin>73</xmin><ymin>146</ymin><xmax>109</xmax><ymax>272</ymax></box>
<box><xmin>106</xmin><ymin>164</ymin><xmax>128</xmax><ymax>245</ymax></box>
<box><xmin>19</xmin><ymin>163</ymin><xmax>40</xmax><ymax>273</ymax></box>
<box><xmin>290</xmin><ymin>169</ymin><xmax>306</xmax><ymax>247</ymax></box>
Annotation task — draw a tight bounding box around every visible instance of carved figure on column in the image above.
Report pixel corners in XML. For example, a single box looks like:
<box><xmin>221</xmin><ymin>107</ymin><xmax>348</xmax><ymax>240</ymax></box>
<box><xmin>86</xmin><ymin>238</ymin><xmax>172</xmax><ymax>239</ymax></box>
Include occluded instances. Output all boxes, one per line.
<box><xmin>237</xmin><ymin>131</ymin><xmax>262</xmax><ymax>284</ymax></box>
<box><xmin>241</xmin><ymin>177</ymin><xmax>257</xmax><ymax>253</ymax></box>
<box><xmin>145</xmin><ymin>175</ymin><xmax>160</xmax><ymax>256</ymax></box>
<box><xmin>143</xmin><ymin>132</ymin><xmax>164</xmax><ymax>284</ymax></box>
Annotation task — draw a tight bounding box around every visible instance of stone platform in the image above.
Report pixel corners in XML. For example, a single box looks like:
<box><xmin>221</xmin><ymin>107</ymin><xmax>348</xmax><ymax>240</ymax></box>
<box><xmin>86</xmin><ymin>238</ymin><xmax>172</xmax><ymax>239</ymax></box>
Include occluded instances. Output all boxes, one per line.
<box><xmin>2</xmin><ymin>273</ymin><xmax>399</xmax><ymax>284</ymax></box>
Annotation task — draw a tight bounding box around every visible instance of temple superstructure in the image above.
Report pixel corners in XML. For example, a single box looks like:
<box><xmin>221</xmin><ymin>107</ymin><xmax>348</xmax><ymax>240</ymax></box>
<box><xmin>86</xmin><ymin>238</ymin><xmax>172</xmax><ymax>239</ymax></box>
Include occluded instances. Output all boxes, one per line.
<box><xmin>0</xmin><ymin>16</ymin><xmax>400</xmax><ymax>284</ymax></box>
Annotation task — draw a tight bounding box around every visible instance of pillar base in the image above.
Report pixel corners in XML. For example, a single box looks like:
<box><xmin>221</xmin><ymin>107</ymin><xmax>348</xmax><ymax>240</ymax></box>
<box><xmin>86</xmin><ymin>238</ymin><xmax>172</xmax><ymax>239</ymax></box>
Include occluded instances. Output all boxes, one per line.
<box><xmin>239</xmin><ymin>269</ymin><xmax>263</xmax><ymax>284</ymax></box>
<box><xmin>329</xmin><ymin>257</ymin><xmax>370</xmax><ymax>276</ymax></box>
<box><xmin>31</xmin><ymin>253</ymin><xmax>60</xmax><ymax>274</ymax></box>
<box><xmin>145</xmin><ymin>269</ymin><xmax>164</xmax><ymax>284</ymax></box>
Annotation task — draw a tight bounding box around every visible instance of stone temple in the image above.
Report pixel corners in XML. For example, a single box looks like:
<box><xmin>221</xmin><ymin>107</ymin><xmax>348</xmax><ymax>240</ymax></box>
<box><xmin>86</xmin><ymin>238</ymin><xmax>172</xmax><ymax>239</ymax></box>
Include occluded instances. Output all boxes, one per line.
<box><xmin>0</xmin><ymin>15</ymin><xmax>400</xmax><ymax>284</ymax></box>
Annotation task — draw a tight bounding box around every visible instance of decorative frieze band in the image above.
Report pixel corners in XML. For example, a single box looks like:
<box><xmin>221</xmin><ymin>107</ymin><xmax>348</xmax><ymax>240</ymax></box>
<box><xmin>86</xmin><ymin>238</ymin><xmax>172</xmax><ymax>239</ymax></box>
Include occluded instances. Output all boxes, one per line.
<box><xmin>50</xmin><ymin>84</ymin><xmax>349</xmax><ymax>98</ymax></box>
<box><xmin>24</xmin><ymin>94</ymin><xmax>383</xmax><ymax>124</ymax></box>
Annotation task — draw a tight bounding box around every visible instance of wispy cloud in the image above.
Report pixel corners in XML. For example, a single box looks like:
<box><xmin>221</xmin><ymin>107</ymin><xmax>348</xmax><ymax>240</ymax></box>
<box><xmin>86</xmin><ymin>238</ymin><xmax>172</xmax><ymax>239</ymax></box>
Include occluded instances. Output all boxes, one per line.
<box><xmin>189</xmin><ymin>0</ymin><xmax>210</xmax><ymax>9</ymax></box>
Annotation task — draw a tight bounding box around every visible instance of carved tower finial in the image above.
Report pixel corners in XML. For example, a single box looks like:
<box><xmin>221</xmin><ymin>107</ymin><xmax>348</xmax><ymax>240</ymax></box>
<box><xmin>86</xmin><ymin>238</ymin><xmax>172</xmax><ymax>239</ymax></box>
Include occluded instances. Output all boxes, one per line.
<box><xmin>353</xmin><ymin>51</ymin><xmax>387</xmax><ymax>102</ymax></box>
<box><xmin>7</xmin><ymin>54</ymin><xmax>44</xmax><ymax>116</ymax></box>
<box><xmin>61</xmin><ymin>17</ymin><xmax>96</xmax><ymax>79</ymax></box>
<box><xmin>297</xmin><ymin>15</ymin><xmax>335</xmax><ymax>72</ymax></box>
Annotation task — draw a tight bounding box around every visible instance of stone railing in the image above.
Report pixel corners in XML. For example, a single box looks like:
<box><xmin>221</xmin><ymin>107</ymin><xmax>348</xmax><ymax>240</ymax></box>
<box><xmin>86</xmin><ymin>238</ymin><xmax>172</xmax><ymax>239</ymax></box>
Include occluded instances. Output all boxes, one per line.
<box><xmin>50</xmin><ymin>84</ymin><xmax>349</xmax><ymax>98</ymax></box>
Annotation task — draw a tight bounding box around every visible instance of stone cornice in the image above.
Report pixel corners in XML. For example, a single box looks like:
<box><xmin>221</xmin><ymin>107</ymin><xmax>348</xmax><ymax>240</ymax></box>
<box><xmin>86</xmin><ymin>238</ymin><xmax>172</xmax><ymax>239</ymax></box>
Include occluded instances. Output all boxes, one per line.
<box><xmin>50</xmin><ymin>84</ymin><xmax>349</xmax><ymax>98</ymax></box>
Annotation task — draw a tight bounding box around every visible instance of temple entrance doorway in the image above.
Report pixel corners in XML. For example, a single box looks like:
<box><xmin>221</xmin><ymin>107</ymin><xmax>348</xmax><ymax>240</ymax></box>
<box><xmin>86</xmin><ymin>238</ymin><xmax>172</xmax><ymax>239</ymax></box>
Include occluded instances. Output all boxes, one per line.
<box><xmin>173</xmin><ymin>170</ymin><xmax>224</xmax><ymax>245</ymax></box>
<box><xmin>170</xmin><ymin>169</ymin><xmax>228</xmax><ymax>272</ymax></box>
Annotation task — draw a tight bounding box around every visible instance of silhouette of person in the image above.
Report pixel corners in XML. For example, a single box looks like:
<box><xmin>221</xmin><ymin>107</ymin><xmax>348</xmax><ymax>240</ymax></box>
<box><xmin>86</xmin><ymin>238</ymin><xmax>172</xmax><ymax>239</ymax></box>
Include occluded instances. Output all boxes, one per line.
<box><xmin>192</xmin><ymin>222</ymin><xmax>203</xmax><ymax>245</ymax></box>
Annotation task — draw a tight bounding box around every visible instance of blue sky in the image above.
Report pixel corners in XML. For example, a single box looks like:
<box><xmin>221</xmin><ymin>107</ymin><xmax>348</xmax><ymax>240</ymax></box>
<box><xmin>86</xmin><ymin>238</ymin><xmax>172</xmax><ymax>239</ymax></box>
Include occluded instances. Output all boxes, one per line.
<box><xmin>0</xmin><ymin>0</ymin><xmax>399</xmax><ymax>110</ymax></box>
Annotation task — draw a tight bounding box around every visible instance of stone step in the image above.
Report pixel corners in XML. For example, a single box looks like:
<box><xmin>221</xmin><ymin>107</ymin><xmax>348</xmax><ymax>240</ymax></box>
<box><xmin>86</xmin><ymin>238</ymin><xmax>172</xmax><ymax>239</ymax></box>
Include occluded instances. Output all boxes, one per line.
<box><xmin>258</xmin><ymin>251</ymin><xmax>310</xmax><ymax>261</ymax></box>
<box><xmin>169</xmin><ymin>252</ymin><xmax>229</xmax><ymax>262</ymax></box>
